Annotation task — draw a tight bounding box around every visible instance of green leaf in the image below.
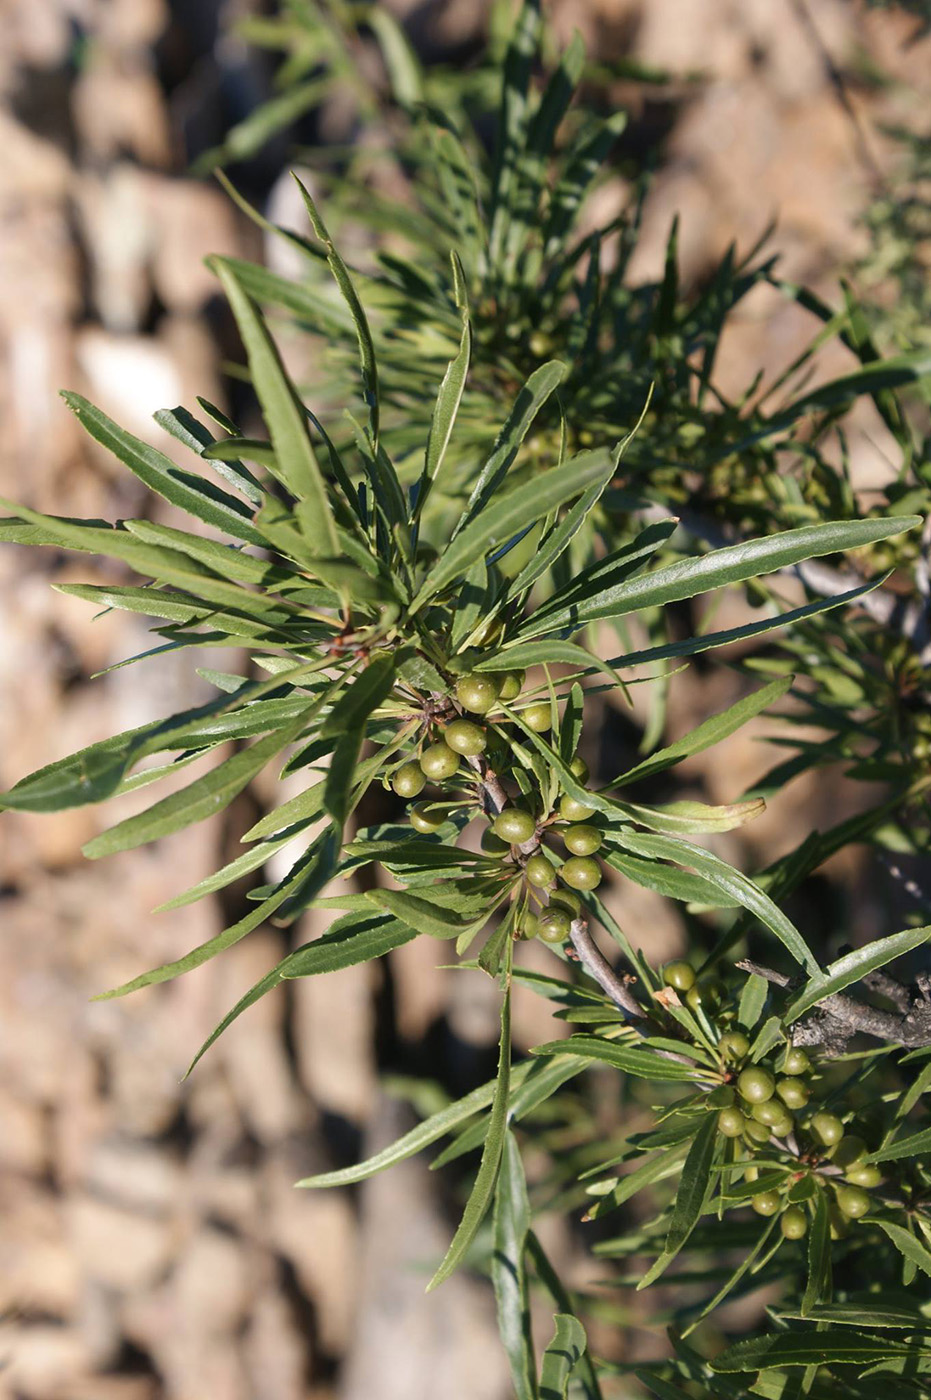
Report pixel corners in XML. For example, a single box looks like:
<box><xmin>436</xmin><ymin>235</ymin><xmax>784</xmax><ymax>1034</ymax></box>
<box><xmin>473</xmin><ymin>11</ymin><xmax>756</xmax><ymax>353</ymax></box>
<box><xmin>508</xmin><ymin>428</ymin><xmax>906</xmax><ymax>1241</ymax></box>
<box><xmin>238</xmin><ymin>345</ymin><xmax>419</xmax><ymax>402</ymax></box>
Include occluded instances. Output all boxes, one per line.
<box><xmin>786</xmin><ymin>925</ymin><xmax>931</xmax><ymax>1022</ymax></box>
<box><xmin>417</xmin><ymin>254</ymin><xmax>471</xmax><ymax>512</ymax></box>
<box><xmin>802</xmin><ymin>1187</ymin><xmax>832</xmax><ymax>1316</ymax></box>
<box><xmin>637</xmin><ymin>1114</ymin><xmax>720</xmax><ymax>1289</ymax></box>
<box><xmin>365</xmin><ymin>887</ymin><xmax>498</xmax><ymax>940</ymax></box>
<box><xmin>411</xmin><ymin>449</ymin><xmax>615</xmax><ymax>612</ymax></box>
<box><xmin>604</xmin><ymin>850</ymin><xmax>736</xmax><ymax>909</ymax></box>
<box><xmin>872</xmin><ymin>1220</ymin><xmax>931</xmax><ymax>1279</ymax></box>
<box><xmin>612</xmin><ymin>829</ymin><xmax>820</xmax><ymax>975</ymax></box>
<box><xmin>427</xmin><ymin>959</ymin><xmax>512</xmax><ymax>1290</ymax></box>
<box><xmin>780</xmin><ymin>1303</ymin><xmax>931</xmax><ymax>1329</ymax></box>
<box><xmin>210</xmin><ymin>258</ymin><xmax>339</xmax><ymax>555</ymax></box>
<box><xmin>320</xmin><ymin>654</ymin><xmax>398</xmax><ymax>737</ymax></box>
<box><xmin>539</xmin><ymin>1314</ymin><xmax>587</xmax><ymax>1400</ymax></box>
<box><xmin>614</xmin><ymin>797</ymin><xmax>765</xmax><ymax>835</ymax></box>
<box><xmin>493</xmin><ymin>1131</ymin><xmax>537</xmax><ymax>1400</ymax></box>
<box><xmin>711</xmin><ymin>1330</ymin><xmax>916</xmax><ymax>1372</ymax></box>
<box><xmin>81</xmin><ymin>706</ymin><xmax>314</xmax><ymax>859</ymax></box>
<box><xmin>527</xmin><ymin>1232</ymin><xmax>604</xmax><ymax>1400</ymax></box>
<box><xmin>61</xmin><ymin>393</ymin><xmax>263</xmax><ymax>544</ymax></box>
<box><xmin>477</xmin><ymin>639</ymin><xmax>626</xmax><ymax>688</ymax></box>
<box><xmin>531</xmin><ymin>1035</ymin><xmax>697</xmax><ymax>1081</ymax></box>
<box><xmin>518</xmin><ymin>517</ymin><xmax>921</xmax><ymax>637</ymax></box>
<box><xmin>154</xmin><ymin>405</ymin><xmax>264</xmax><ymax>505</ymax></box>
<box><xmin>609</xmin><ymin>678</ymin><xmax>793</xmax><ymax>788</ymax></box>
<box><xmin>867</xmin><ymin>1125</ymin><xmax>931</xmax><ymax>1164</ymax></box>
<box><xmin>738</xmin><ymin>973</ymin><xmax>769</xmax><ymax>1030</ymax></box>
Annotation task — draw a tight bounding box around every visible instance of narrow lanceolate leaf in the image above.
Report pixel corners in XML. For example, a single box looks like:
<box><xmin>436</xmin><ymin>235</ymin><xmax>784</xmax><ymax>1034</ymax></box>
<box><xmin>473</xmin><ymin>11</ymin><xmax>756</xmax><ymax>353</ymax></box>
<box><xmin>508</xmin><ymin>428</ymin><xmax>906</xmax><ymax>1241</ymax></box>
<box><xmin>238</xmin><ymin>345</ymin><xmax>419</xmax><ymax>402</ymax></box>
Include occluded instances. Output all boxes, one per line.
<box><xmin>186</xmin><ymin>912</ymin><xmax>417</xmax><ymax>1074</ymax></box>
<box><xmin>81</xmin><ymin>707</ymin><xmax>314</xmax><ymax>859</ymax></box>
<box><xmin>61</xmin><ymin>393</ymin><xmax>264</xmax><ymax>545</ymax></box>
<box><xmin>518</xmin><ymin>516</ymin><xmax>921</xmax><ymax>637</ymax></box>
<box><xmin>417</xmin><ymin>254</ymin><xmax>471</xmax><ymax>512</ymax></box>
<box><xmin>320</xmin><ymin>654</ymin><xmax>398</xmax><ymax>737</ymax></box>
<box><xmin>476</xmin><ymin>639</ymin><xmax>626</xmax><ymax>688</ymax></box>
<box><xmin>867</xmin><ymin>1125</ymin><xmax>931</xmax><ymax>1164</ymax></box>
<box><xmin>427</xmin><ymin>960</ymin><xmax>512</xmax><ymax>1291</ymax></box>
<box><xmin>493</xmin><ymin>1131</ymin><xmax>537</xmax><ymax>1400</ymax></box>
<box><xmin>785</xmin><ymin>925</ymin><xmax>931</xmax><ymax>1022</ymax></box>
<box><xmin>211</xmin><ymin>258</ymin><xmax>338</xmax><ymax>555</ymax></box>
<box><xmin>780</xmin><ymin>1303</ymin><xmax>931</xmax><ymax>1329</ymax></box>
<box><xmin>711</xmin><ymin>1330</ymin><xmax>916</xmax><ymax>1372</ymax></box>
<box><xmin>612</xmin><ymin>829</ymin><xmax>820</xmax><ymax>975</ymax></box>
<box><xmin>531</xmin><ymin>1035</ymin><xmax>697</xmax><ymax>1081</ymax></box>
<box><xmin>539</xmin><ymin>1315</ymin><xmax>587</xmax><ymax>1400</ymax></box>
<box><xmin>638</xmin><ymin>1114</ymin><xmax>720</xmax><ymax>1290</ymax></box>
<box><xmin>872</xmin><ymin>1220</ymin><xmax>931</xmax><ymax>1278</ymax></box>
<box><xmin>609</xmin><ymin>678</ymin><xmax>793</xmax><ymax>788</ymax></box>
<box><xmin>411</xmin><ymin>449</ymin><xmax>614</xmax><ymax>612</ymax></box>
<box><xmin>458</xmin><ymin>360</ymin><xmax>568</xmax><ymax>529</ymax></box>
<box><xmin>802</xmin><ymin>1188</ymin><xmax>832</xmax><ymax>1316</ymax></box>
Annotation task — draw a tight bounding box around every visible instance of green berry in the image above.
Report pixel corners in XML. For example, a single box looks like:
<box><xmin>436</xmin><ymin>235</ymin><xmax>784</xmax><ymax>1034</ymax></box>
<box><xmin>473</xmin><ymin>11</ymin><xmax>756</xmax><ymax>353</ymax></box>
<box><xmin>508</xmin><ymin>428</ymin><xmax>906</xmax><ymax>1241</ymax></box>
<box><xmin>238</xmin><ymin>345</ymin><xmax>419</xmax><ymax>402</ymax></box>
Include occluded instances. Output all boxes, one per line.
<box><xmin>455</xmin><ymin>673</ymin><xmax>500</xmax><ymax>714</ymax></box>
<box><xmin>550</xmin><ymin>888</ymin><xmax>583</xmax><ymax>917</ymax></box>
<box><xmin>392</xmin><ymin>761</ymin><xmax>426</xmax><ymax>798</ymax></box>
<box><xmin>522</xmin><ymin>703</ymin><xmax>552</xmax><ymax>733</ymax></box>
<box><xmin>719</xmin><ymin>1031</ymin><xmax>750</xmax><ymax>1061</ymax></box>
<box><xmin>559</xmin><ymin>793</ymin><xmax>597</xmax><ymax>822</ymax></box>
<box><xmin>663</xmin><ymin>961</ymin><xmax>696</xmax><ymax>992</ymax></box>
<box><xmin>569</xmin><ymin>756</ymin><xmax>590</xmax><ymax>783</ymax></box>
<box><xmin>519</xmin><ymin>911</ymin><xmax>539</xmax><ymax>940</ymax></box>
<box><xmin>744</xmin><ymin>1118</ymin><xmax>771</xmax><ymax>1145</ymax></box>
<box><xmin>830</xmin><ymin>1135</ymin><xmax>866</xmax><ymax>1169</ymax></box>
<box><xmin>811</xmin><ymin>1113</ymin><xmax>844</xmax><ymax>1148</ymax></box>
<box><xmin>525</xmin><ymin>853</ymin><xmax>556</xmax><ymax>888</ymax></box>
<box><xmin>410</xmin><ymin>802</ymin><xmax>444</xmax><ymax>834</ymax></box>
<box><xmin>744</xmin><ymin>1164</ymin><xmax>760</xmax><ymax>1182</ymax></box>
<box><xmin>444</xmin><ymin>718</ymin><xmax>487</xmax><ymax>756</ymax></box>
<box><xmin>481</xmin><ymin>827</ymin><xmax>511</xmax><ymax>856</ymax></box>
<box><xmin>561</xmin><ymin>856</ymin><xmax>602</xmax><ymax>891</ymax></box>
<box><xmin>751</xmin><ymin>1098</ymin><xmax>786</xmax><ymax>1126</ymax></box>
<box><xmin>538</xmin><ymin>909</ymin><xmax>571</xmax><ymax>943</ymax></box>
<box><xmin>494</xmin><ymin>808</ymin><xmax>536</xmax><ymax>844</ymax></box>
<box><xmin>781</xmin><ymin>1207</ymin><xmax>808</xmax><ymax>1240</ymax></box>
<box><xmin>835</xmin><ymin>1185</ymin><xmax>870</xmax><ymax>1220</ymax></box>
<box><xmin>776</xmin><ymin>1077</ymin><xmax>810</xmax><ymax>1110</ymax></box>
<box><xmin>828</xmin><ymin>1203</ymin><xmax>849</xmax><ymax>1239</ymax></box>
<box><xmin>752</xmin><ymin>1191</ymin><xmax>781</xmax><ymax>1217</ymax></box>
<box><xmin>718</xmin><ymin>1107</ymin><xmax>746</xmax><ymax>1138</ymax></box>
<box><xmin>497</xmin><ymin>671</ymin><xmax>525</xmax><ymax>701</ymax></box>
<box><xmin>768</xmin><ymin>1108</ymin><xmax>795</xmax><ymax>1138</ymax></box>
<box><xmin>738</xmin><ymin>1067</ymin><xmax>776</xmax><ymax>1105</ymax></box>
<box><xmin>562</xmin><ymin>824</ymin><xmax>603</xmax><ymax>856</ymax></box>
<box><xmin>783</xmin><ymin>1047</ymin><xmax>811</xmax><ymax>1075</ymax></box>
<box><xmin>419</xmin><ymin>742</ymin><xmax>460</xmax><ymax>780</ymax></box>
<box><xmin>845</xmin><ymin>1163</ymin><xmax>881</xmax><ymax>1188</ymax></box>
<box><xmin>685</xmin><ymin>979</ymin><xmax>725</xmax><ymax>1012</ymax></box>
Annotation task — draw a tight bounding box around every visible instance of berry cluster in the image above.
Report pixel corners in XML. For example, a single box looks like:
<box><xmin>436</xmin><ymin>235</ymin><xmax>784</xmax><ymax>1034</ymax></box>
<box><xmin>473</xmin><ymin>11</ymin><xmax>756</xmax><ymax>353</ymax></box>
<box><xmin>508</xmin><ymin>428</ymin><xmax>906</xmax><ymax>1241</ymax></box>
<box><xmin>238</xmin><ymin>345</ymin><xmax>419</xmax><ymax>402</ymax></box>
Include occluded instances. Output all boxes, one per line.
<box><xmin>663</xmin><ymin>962</ymin><xmax>884</xmax><ymax>1239</ymax></box>
<box><xmin>389</xmin><ymin>671</ymin><xmax>606</xmax><ymax>944</ymax></box>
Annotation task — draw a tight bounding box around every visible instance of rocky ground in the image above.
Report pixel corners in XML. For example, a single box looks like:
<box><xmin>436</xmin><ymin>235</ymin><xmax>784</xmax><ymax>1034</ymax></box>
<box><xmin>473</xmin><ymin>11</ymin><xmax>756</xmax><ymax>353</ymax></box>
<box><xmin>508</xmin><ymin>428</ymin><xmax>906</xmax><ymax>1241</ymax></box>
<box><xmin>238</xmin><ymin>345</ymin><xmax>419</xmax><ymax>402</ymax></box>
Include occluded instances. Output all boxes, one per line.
<box><xmin>1</xmin><ymin>1</ymin><xmax>929</xmax><ymax>1397</ymax></box>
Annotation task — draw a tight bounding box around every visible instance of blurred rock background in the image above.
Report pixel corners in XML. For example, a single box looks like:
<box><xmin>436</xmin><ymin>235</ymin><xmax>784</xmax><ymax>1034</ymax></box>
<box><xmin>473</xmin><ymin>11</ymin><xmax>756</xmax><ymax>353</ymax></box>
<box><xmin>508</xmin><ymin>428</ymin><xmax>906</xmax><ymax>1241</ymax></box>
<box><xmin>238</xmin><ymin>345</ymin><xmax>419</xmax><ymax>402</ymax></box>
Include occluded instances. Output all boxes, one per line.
<box><xmin>0</xmin><ymin>1</ymin><xmax>929</xmax><ymax>1396</ymax></box>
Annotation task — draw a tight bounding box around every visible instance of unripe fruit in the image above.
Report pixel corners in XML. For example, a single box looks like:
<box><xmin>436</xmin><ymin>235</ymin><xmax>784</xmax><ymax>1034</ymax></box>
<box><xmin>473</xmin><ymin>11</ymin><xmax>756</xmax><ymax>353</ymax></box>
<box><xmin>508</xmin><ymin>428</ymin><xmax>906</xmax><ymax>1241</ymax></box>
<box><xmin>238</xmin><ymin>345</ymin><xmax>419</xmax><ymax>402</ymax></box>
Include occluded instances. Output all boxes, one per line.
<box><xmin>481</xmin><ymin>827</ymin><xmax>511</xmax><ymax>856</ymax></box>
<box><xmin>719</xmin><ymin>1031</ymin><xmax>750</xmax><ymax>1061</ymax></box>
<box><xmin>751</xmin><ymin>1099</ymin><xmax>786</xmax><ymax>1126</ymax></box>
<box><xmin>445</xmin><ymin>718</ymin><xmax>487</xmax><ymax>756</ymax></box>
<box><xmin>538</xmin><ymin>909</ymin><xmax>571</xmax><ymax>943</ymax></box>
<box><xmin>768</xmin><ymin>1108</ymin><xmax>795</xmax><ymax>1138</ymax></box>
<box><xmin>561</xmin><ymin>856</ymin><xmax>602</xmax><ymax>891</ymax></box>
<box><xmin>519</xmin><ymin>911</ymin><xmax>539</xmax><ymax>940</ymax></box>
<box><xmin>783</xmin><ymin>1047</ymin><xmax>811</xmax><ymax>1075</ymax></box>
<box><xmin>525</xmin><ymin>853</ymin><xmax>556</xmax><ymax>888</ymax></box>
<box><xmin>744</xmin><ymin>1118</ymin><xmax>772</xmax><ymax>1145</ymax></box>
<box><xmin>811</xmin><ymin>1113</ymin><xmax>844</xmax><ymax>1148</ymax></box>
<box><xmin>663</xmin><ymin>961</ymin><xmax>696</xmax><ymax>992</ymax></box>
<box><xmin>562</xmin><ymin>824</ymin><xmax>603</xmax><ymax>856</ymax></box>
<box><xmin>835</xmin><ymin>1185</ymin><xmax>870</xmax><ymax>1220</ymax></box>
<box><xmin>828</xmin><ymin>1203</ymin><xmax>849</xmax><ymax>1239</ymax></box>
<box><xmin>559</xmin><ymin>793</ymin><xmax>597</xmax><ymax>822</ymax></box>
<box><xmin>845</xmin><ymin>1163</ymin><xmax>881</xmax><ymax>1188</ymax></box>
<box><xmin>738</xmin><ymin>1067</ymin><xmax>776</xmax><ymax>1104</ymax></box>
<box><xmin>522</xmin><ymin>703</ymin><xmax>553</xmax><ymax>733</ymax></box>
<box><xmin>831</xmin><ymin>1135</ymin><xmax>866</xmax><ymax>1169</ymax></box>
<box><xmin>752</xmin><ymin>1191</ymin><xmax>781</xmax><ymax>1217</ymax></box>
<box><xmin>420</xmin><ymin>742</ymin><xmax>460</xmax><ymax>780</ymax></box>
<box><xmin>456</xmin><ymin>673</ymin><xmax>499</xmax><ymax>714</ymax></box>
<box><xmin>781</xmin><ymin>1206</ymin><xmax>808</xmax><ymax>1240</ymax></box>
<box><xmin>776</xmin><ymin>1077</ymin><xmax>810</xmax><ymax>1109</ymax></box>
<box><xmin>410</xmin><ymin>802</ymin><xmax>444</xmax><ymax>834</ymax></box>
<box><xmin>718</xmin><ymin>1107</ymin><xmax>746</xmax><ymax>1138</ymax></box>
<box><xmin>550</xmin><ymin>888</ymin><xmax>582</xmax><ymax>917</ymax></box>
<box><xmin>685</xmin><ymin>979</ymin><xmax>724</xmax><ymax>1012</ymax></box>
<box><xmin>497</xmin><ymin>670</ymin><xmax>525</xmax><ymax>701</ymax></box>
<box><xmin>569</xmin><ymin>756</ymin><xmax>590</xmax><ymax>783</ymax></box>
<box><xmin>494</xmin><ymin>808</ymin><xmax>536</xmax><ymax>844</ymax></box>
<box><xmin>392</xmin><ymin>761</ymin><xmax>426</xmax><ymax>798</ymax></box>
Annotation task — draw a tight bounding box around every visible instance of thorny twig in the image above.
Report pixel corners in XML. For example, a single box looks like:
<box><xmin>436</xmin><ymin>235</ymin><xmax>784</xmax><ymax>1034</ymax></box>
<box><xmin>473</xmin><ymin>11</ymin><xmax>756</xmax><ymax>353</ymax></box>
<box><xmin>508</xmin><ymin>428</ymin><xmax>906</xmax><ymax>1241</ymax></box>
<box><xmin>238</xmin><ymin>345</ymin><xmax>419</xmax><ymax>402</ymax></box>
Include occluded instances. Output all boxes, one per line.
<box><xmin>737</xmin><ymin>957</ymin><xmax>931</xmax><ymax>1053</ymax></box>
